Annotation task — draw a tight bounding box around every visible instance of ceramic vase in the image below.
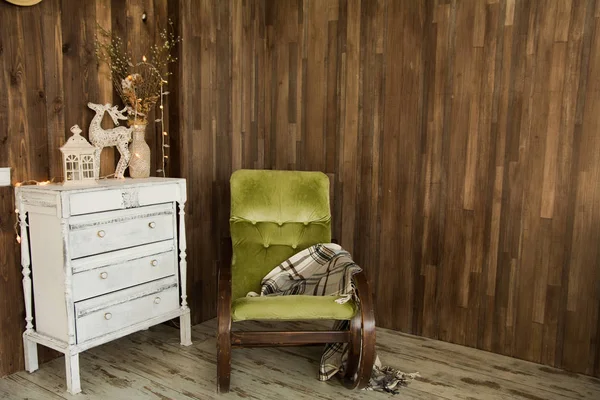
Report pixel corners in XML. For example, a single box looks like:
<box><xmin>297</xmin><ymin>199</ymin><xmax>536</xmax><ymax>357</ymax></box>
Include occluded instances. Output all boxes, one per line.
<box><xmin>128</xmin><ymin>124</ymin><xmax>151</xmax><ymax>178</ymax></box>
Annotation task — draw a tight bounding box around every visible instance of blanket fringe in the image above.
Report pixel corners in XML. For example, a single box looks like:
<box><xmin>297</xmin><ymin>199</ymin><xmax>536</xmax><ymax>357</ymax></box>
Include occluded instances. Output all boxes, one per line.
<box><xmin>365</xmin><ymin>365</ymin><xmax>420</xmax><ymax>394</ymax></box>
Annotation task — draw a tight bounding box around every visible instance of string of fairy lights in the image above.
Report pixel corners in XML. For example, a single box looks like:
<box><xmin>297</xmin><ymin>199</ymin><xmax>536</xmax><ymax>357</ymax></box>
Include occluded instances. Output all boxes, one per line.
<box><xmin>136</xmin><ymin>55</ymin><xmax>169</xmax><ymax>177</ymax></box>
<box><xmin>14</xmin><ymin>55</ymin><xmax>171</xmax><ymax>244</ymax></box>
<box><xmin>158</xmin><ymin>76</ymin><xmax>170</xmax><ymax>177</ymax></box>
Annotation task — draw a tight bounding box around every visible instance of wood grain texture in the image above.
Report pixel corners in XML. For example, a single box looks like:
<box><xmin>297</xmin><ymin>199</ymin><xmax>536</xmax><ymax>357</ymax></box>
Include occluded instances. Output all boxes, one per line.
<box><xmin>418</xmin><ymin>0</ymin><xmax>600</xmax><ymax>378</ymax></box>
<box><xmin>0</xmin><ymin>0</ymin><xmax>169</xmax><ymax>377</ymax></box>
<box><xmin>172</xmin><ymin>0</ymin><xmax>600</xmax><ymax>378</ymax></box>
<box><xmin>1</xmin><ymin>319</ymin><xmax>599</xmax><ymax>399</ymax></box>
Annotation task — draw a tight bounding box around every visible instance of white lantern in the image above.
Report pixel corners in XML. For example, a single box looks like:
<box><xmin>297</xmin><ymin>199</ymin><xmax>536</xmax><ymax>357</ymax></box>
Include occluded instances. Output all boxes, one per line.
<box><xmin>60</xmin><ymin>125</ymin><xmax>98</xmax><ymax>185</ymax></box>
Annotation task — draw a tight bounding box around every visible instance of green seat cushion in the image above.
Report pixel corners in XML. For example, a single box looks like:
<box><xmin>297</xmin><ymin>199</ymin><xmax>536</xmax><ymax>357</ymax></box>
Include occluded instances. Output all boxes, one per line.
<box><xmin>231</xmin><ymin>295</ymin><xmax>357</xmax><ymax>321</ymax></box>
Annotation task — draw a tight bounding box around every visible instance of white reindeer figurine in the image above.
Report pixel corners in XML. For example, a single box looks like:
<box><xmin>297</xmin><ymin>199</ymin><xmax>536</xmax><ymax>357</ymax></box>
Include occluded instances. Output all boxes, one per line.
<box><xmin>88</xmin><ymin>102</ymin><xmax>132</xmax><ymax>179</ymax></box>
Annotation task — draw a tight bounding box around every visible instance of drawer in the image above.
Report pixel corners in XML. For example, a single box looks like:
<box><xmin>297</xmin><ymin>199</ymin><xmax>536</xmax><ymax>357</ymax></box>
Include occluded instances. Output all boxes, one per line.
<box><xmin>68</xmin><ymin>180</ymin><xmax>183</xmax><ymax>216</ymax></box>
<box><xmin>75</xmin><ymin>278</ymin><xmax>180</xmax><ymax>343</ymax></box>
<box><xmin>71</xmin><ymin>242</ymin><xmax>177</xmax><ymax>302</ymax></box>
<box><xmin>68</xmin><ymin>203</ymin><xmax>175</xmax><ymax>259</ymax></box>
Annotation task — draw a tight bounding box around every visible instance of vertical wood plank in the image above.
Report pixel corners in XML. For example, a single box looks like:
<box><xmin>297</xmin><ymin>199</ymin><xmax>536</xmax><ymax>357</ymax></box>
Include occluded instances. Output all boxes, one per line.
<box><xmin>41</xmin><ymin>0</ymin><xmax>66</xmax><ymax>179</ymax></box>
<box><xmin>340</xmin><ymin>0</ymin><xmax>360</xmax><ymax>254</ymax></box>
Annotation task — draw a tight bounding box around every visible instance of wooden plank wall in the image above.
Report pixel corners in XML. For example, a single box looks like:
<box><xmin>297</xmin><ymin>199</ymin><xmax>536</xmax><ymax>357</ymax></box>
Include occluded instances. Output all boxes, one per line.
<box><xmin>421</xmin><ymin>0</ymin><xmax>600</xmax><ymax>378</ymax></box>
<box><xmin>0</xmin><ymin>0</ymin><xmax>169</xmax><ymax>377</ymax></box>
<box><xmin>1</xmin><ymin>0</ymin><xmax>599</xmax><ymax>380</ymax></box>
<box><xmin>174</xmin><ymin>0</ymin><xmax>600</xmax><ymax>377</ymax></box>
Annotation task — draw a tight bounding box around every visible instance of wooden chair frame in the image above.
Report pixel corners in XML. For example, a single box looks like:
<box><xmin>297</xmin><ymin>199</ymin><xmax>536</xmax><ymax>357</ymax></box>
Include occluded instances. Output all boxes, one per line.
<box><xmin>216</xmin><ymin>240</ymin><xmax>376</xmax><ymax>393</ymax></box>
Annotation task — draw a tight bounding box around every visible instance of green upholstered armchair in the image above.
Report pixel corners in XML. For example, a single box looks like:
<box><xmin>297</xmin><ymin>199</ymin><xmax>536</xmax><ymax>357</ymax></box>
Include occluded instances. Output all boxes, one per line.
<box><xmin>217</xmin><ymin>169</ymin><xmax>375</xmax><ymax>393</ymax></box>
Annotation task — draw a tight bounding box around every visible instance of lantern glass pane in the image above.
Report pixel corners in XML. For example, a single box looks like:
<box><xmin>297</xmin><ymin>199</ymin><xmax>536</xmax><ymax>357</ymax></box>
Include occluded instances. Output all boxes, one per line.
<box><xmin>82</xmin><ymin>155</ymin><xmax>94</xmax><ymax>179</ymax></box>
<box><xmin>65</xmin><ymin>154</ymin><xmax>80</xmax><ymax>181</ymax></box>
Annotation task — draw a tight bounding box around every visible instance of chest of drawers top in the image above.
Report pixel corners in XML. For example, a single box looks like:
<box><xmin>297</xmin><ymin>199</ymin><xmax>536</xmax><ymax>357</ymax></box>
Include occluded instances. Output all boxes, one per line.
<box><xmin>16</xmin><ymin>177</ymin><xmax>186</xmax><ymax>218</ymax></box>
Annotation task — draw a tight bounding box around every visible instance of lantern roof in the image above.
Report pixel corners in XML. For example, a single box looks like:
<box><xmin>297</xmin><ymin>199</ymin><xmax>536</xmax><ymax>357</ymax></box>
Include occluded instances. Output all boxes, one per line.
<box><xmin>60</xmin><ymin>125</ymin><xmax>95</xmax><ymax>153</ymax></box>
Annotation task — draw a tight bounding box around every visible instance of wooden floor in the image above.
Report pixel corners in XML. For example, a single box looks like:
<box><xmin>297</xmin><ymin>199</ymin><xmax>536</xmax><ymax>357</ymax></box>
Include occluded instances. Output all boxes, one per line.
<box><xmin>1</xmin><ymin>319</ymin><xmax>599</xmax><ymax>400</ymax></box>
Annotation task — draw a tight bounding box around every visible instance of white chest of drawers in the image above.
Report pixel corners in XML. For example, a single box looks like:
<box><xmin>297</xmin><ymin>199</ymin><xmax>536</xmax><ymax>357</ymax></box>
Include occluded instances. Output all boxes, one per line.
<box><xmin>15</xmin><ymin>178</ymin><xmax>192</xmax><ymax>395</ymax></box>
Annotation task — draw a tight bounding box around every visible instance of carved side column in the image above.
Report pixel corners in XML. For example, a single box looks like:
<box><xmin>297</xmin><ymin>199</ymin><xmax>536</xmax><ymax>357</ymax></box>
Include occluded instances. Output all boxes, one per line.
<box><xmin>176</xmin><ymin>181</ymin><xmax>191</xmax><ymax>345</ymax></box>
<box><xmin>18</xmin><ymin>194</ymin><xmax>33</xmax><ymax>333</ymax></box>
<box><xmin>178</xmin><ymin>200</ymin><xmax>188</xmax><ymax>310</ymax></box>
<box><xmin>178</xmin><ymin>197</ymin><xmax>192</xmax><ymax>346</ymax></box>
<box><xmin>18</xmin><ymin>191</ymin><xmax>39</xmax><ymax>372</ymax></box>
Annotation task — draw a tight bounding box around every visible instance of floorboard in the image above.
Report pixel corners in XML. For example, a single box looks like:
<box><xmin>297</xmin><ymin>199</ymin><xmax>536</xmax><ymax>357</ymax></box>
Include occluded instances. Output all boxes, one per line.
<box><xmin>1</xmin><ymin>319</ymin><xmax>598</xmax><ymax>400</ymax></box>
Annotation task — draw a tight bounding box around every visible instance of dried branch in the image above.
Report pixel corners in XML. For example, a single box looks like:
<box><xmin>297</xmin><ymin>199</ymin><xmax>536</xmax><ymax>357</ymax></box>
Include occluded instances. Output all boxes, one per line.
<box><xmin>95</xmin><ymin>19</ymin><xmax>181</xmax><ymax>125</ymax></box>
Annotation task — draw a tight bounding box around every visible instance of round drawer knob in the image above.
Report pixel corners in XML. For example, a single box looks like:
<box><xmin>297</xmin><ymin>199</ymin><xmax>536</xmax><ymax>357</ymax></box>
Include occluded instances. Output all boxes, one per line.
<box><xmin>100</xmin><ymin>272</ymin><xmax>108</xmax><ymax>279</ymax></box>
<box><xmin>154</xmin><ymin>297</ymin><xmax>161</xmax><ymax>304</ymax></box>
<box><xmin>104</xmin><ymin>313</ymin><xmax>112</xmax><ymax>320</ymax></box>
<box><xmin>97</xmin><ymin>230</ymin><xmax>106</xmax><ymax>238</ymax></box>
<box><xmin>151</xmin><ymin>259</ymin><xmax>158</xmax><ymax>267</ymax></box>
<box><xmin>148</xmin><ymin>222</ymin><xmax>156</xmax><ymax>229</ymax></box>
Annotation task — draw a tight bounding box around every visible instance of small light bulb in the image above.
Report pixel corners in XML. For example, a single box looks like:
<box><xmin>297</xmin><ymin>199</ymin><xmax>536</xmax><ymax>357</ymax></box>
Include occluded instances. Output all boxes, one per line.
<box><xmin>15</xmin><ymin>208</ymin><xmax>19</xmax><ymax>214</ymax></box>
<box><xmin>164</xmin><ymin>155</ymin><xmax>169</xmax><ymax>159</ymax></box>
<box><xmin>163</xmin><ymin>131</ymin><xmax>168</xmax><ymax>136</ymax></box>
<box><xmin>142</xmin><ymin>55</ymin><xmax>147</xmax><ymax>62</ymax></box>
<box><xmin>135</xmin><ymin>153</ymin><xmax>141</xmax><ymax>158</ymax></box>
<box><xmin>159</xmin><ymin>105</ymin><xmax>164</xmax><ymax>110</ymax></box>
<box><xmin>16</xmin><ymin>235</ymin><xmax>21</xmax><ymax>244</ymax></box>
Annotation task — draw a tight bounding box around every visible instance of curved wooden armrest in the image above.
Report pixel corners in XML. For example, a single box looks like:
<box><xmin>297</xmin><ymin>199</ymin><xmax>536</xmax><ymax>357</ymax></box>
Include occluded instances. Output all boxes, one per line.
<box><xmin>217</xmin><ymin>239</ymin><xmax>232</xmax><ymax>393</ymax></box>
<box><xmin>344</xmin><ymin>270</ymin><xmax>376</xmax><ymax>389</ymax></box>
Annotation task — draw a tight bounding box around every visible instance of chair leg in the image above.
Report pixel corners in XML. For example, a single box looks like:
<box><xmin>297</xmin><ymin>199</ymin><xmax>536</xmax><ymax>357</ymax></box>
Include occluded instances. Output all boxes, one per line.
<box><xmin>217</xmin><ymin>258</ymin><xmax>232</xmax><ymax>393</ymax></box>
<box><xmin>217</xmin><ymin>340</ymin><xmax>231</xmax><ymax>392</ymax></box>
<box><xmin>217</xmin><ymin>315</ymin><xmax>231</xmax><ymax>393</ymax></box>
<box><xmin>344</xmin><ymin>312</ymin><xmax>362</xmax><ymax>384</ymax></box>
<box><xmin>343</xmin><ymin>313</ymin><xmax>376</xmax><ymax>388</ymax></box>
<box><xmin>344</xmin><ymin>272</ymin><xmax>376</xmax><ymax>389</ymax></box>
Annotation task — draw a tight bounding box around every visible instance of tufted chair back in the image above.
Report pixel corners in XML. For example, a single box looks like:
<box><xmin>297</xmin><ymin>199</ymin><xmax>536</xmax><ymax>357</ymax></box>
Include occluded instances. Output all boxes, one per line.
<box><xmin>229</xmin><ymin>169</ymin><xmax>332</xmax><ymax>300</ymax></box>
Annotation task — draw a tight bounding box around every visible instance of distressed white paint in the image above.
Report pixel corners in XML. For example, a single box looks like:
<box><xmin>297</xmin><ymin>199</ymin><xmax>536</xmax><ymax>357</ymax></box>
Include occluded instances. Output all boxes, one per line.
<box><xmin>71</xmin><ymin>247</ymin><xmax>176</xmax><ymax>302</ymax></box>
<box><xmin>68</xmin><ymin>203</ymin><xmax>175</xmax><ymax>259</ymax></box>
<box><xmin>0</xmin><ymin>167</ymin><xmax>10</xmax><ymax>186</ymax></box>
<box><xmin>18</xmin><ymin>195</ymin><xmax>34</xmax><ymax>334</ymax></box>
<box><xmin>62</xmin><ymin>218</ymin><xmax>77</xmax><ymax>347</ymax></box>
<box><xmin>65</xmin><ymin>352</ymin><xmax>81</xmax><ymax>395</ymax></box>
<box><xmin>70</xmin><ymin>241</ymin><xmax>175</xmax><ymax>273</ymax></box>
<box><xmin>68</xmin><ymin>181</ymin><xmax>180</xmax><ymax>215</ymax></box>
<box><xmin>16</xmin><ymin>178</ymin><xmax>191</xmax><ymax>395</ymax></box>
<box><xmin>180</xmin><ymin>311</ymin><xmax>192</xmax><ymax>346</ymax></box>
<box><xmin>76</xmin><ymin>283</ymin><xmax>179</xmax><ymax>343</ymax></box>
<box><xmin>22</xmin><ymin>336</ymin><xmax>38</xmax><ymax>373</ymax></box>
<box><xmin>28</xmin><ymin>213</ymin><xmax>68</xmax><ymax>342</ymax></box>
<box><xmin>178</xmin><ymin>193</ymin><xmax>188</xmax><ymax>311</ymax></box>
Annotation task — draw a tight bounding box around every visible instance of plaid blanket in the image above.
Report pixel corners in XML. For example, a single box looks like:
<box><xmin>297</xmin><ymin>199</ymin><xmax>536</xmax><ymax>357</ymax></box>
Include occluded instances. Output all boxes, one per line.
<box><xmin>248</xmin><ymin>243</ymin><xmax>359</xmax><ymax>301</ymax></box>
<box><xmin>247</xmin><ymin>243</ymin><xmax>418</xmax><ymax>393</ymax></box>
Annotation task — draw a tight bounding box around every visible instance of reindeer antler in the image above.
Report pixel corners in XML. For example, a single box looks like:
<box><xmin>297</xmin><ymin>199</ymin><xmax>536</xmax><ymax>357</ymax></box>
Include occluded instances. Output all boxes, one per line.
<box><xmin>108</xmin><ymin>105</ymin><xmax>129</xmax><ymax>121</ymax></box>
